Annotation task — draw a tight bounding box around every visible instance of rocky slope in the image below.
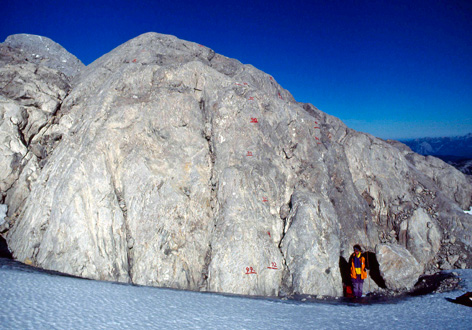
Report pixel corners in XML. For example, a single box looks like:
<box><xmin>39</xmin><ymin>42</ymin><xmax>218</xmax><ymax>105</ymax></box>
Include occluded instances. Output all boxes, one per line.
<box><xmin>1</xmin><ymin>33</ymin><xmax>471</xmax><ymax>297</ymax></box>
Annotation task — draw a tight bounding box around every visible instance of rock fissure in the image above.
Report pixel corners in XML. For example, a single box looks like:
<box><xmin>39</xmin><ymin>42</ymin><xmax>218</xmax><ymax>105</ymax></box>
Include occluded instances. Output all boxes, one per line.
<box><xmin>200</xmin><ymin>97</ymin><xmax>217</xmax><ymax>288</ymax></box>
<box><xmin>277</xmin><ymin>194</ymin><xmax>293</xmax><ymax>294</ymax></box>
<box><xmin>109</xmin><ymin>175</ymin><xmax>132</xmax><ymax>283</ymax></box>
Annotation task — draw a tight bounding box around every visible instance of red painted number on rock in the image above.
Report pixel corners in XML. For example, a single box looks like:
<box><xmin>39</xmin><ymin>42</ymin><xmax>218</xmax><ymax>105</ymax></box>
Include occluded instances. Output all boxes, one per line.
<box><xmin>245</xmin><ymin>267</ymin><xmax>257</xmax><ymax>274</ymax></box>
<box><xmin>267</xmin><ymin>262</ymin><xmax>278</xmax><ymax>270</ymax></box>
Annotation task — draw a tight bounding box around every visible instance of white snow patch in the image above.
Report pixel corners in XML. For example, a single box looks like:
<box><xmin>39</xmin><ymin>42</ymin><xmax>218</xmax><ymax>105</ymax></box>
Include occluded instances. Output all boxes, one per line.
<box><xmin>0</xmin><ymin>262</ymin><xmax>471</xmax><ymax>329</ymax></box>
<box><xmin>0</xmin><ymin>204</ymin><xmax>7</xmax><ymax>226</ymax></box>
<box><xmin>465</xmin><ymin>207</ymin><xmax>472</xmax><ymax>215</ymax></box>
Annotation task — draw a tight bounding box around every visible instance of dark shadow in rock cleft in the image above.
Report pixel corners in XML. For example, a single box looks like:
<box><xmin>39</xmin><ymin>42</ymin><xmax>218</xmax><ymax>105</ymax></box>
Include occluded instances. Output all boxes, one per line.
<box><xmin>0</xmin><ymin>236</ymin><xmax>13</xmax><ymax>259</ymax></box>
<box><xmin>364</xmin><ymin>251</ymin><xmax>387</xmax><ymax>289</ymax></box>
<box><xmin>339</xmin><ymin>251</ymin><xmax>387</xmax><ymax>297</ymax></box>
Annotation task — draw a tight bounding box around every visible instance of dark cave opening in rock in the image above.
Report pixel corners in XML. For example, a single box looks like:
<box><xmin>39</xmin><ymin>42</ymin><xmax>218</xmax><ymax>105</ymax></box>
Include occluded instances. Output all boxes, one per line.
<box><xmin>339</xmin><ymin>251</ymin><xmax>386</xmax><ymax>297</ymax></box>
<box><xmin>364</xmin><ymin>251</ymin><xmax>387</xmax><ymax>289</ymax></box>
<box><xmin>0</xmin><ymin>236</ymin><xmax>13</xmax><ymax>259</ymax></box>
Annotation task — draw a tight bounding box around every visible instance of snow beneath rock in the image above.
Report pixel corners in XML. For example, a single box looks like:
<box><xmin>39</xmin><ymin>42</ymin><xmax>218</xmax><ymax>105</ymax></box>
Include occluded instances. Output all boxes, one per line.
<box><xmin>465</xmin><ymin>207</ymin><xmax>472</xmax><ymax>215</ymax></box>
<box><xmin>0</xmin><ymin>259</ymin><xmax>471</xmax><ymax>329</ymax></box>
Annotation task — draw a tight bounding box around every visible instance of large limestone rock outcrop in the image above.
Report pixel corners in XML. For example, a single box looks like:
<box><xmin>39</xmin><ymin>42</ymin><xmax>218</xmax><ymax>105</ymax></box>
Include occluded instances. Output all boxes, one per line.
<box><xmin>2</xmin><ymin>32</ymin><xmax>472</xmax><ymax>297</ymax></box>
<box><xmin>0</xmin><ymin>35</ymin><xmax>83</xmax><ymax>226</ymax></box>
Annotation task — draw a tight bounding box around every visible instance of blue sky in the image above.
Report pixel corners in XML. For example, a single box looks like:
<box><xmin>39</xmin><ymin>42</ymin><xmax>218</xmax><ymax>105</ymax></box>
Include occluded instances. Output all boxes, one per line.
<box><xmin>2</xmin><ymin>0</ymin><xmax>471</xmax><ymax>139</ymax></box>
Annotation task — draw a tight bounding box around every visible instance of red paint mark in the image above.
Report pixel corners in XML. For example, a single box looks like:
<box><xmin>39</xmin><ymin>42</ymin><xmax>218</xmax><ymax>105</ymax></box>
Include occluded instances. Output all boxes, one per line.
<box><xmin>267</xmin><ymin>231</ymin><xmax>271</xmax><ymax>237</ymax></box>
<box><xmin>317</xmin><ymin>142</ymin><xmax>322</xmax><ymax>145</ymax></box>
<box><xmin>314</xmin><ymin>126</ymin><xmax>320</xmax><ymax>129</ymax></box>
<box><xmin>250</xmin><ymin>117</ymin><xmax>258</xmax><ymax>123</ymax></box>
<box><xmin>243</xmin><ymin>82</ymin><xmax>248</xmax><ymax>86</ymax></box>
<box><xmin>315</xmin><ymin>121</ymin><xmax>318</xmax><ymax>124</ymax></box>
<box><xmin>262</xmin><ymin>197</ymin><xmax>268</xmax><ymax>202</ymax></box>
<box><xmin>198</xmin><ymin>44</ymin><xmax>205</xmax><ymax>47</ymax></box>
<box><xmin>245</xmin><ymin>267</ymin><xmax>257</xmax><ymax>274</ymax></box>
<box><xmin>315</xmin><ymin>137</ymin><xmax>320</xmax><ymax>140</ymax></box>
<box><xmin>248</xmin><ymin>97</ymin><xmax>255</xmax><ymax>101</ymax></box>
<box><xmin>132</xmin><ymin>59</ymin><xmax>137</xmax><ymax>63</ymax></box>
<box><xmin>270</xmin><ymin>77</ymin><xmax>274</xmax><ymax>81</ymax></box>
<box><xmin>235</xmin><ymin>83</ymin><xmax>243</xmax><ymax>86</ymax></box>
<box><xmin>278</xmin><ymin>92</ymin><xmax>283</xmax><ymax>100</ymax></box>
<box><xmin>246</xmin><ymin>151</ymin><xmax>253</xmax><ymax>157</ymax></box>
<box><xmin>267</xmin><ymin>262</ymin><xmax>278</xmax><ymax>270</ymax></box>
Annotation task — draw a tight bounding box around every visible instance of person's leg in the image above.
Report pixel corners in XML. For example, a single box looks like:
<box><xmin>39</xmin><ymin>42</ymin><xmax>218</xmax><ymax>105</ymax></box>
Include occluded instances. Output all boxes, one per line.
<box><xmin>352</xmin><ymin>278</ymin><xmax>360</xmax><ymax>297</ymax></box>
<box><xmin>358</xmin><ymin>280</ymin><xmax>364</xmax><ymax>297</ymax></box>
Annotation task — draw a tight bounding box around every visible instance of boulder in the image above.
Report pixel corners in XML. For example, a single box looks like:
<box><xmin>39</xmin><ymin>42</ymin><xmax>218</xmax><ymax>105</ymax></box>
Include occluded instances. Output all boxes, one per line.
<box><xmin>376</xmin><ymin>243</ymin><xmax>423</xmax><ymax>290</ymax></box>
<box><xmin>398</xmin><ymin>208</ymin><xmax>441</xmax><ymax>269</ymax></box>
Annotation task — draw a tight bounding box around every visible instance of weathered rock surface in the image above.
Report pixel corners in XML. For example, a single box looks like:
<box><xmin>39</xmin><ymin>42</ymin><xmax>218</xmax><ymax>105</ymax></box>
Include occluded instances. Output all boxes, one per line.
<box><xmin>1</xmin><ymin>32</ymin><xmax>471</xmax><ymax>297</ymax></box>
<box><xmin>376</xmin><ymin>243</ymin><xmax>423</xmax><ymax>290</ymax></box>
<box><xmin>0</xmin><ymin>35</ymin><xmax>78</xmax><ymax>225</ymax></box>
<box><xmin>1</xmin><ymin>34</ymin><xmax>84</xmax><ymax>79</ymax></box>
<box><xmin>398</xmin><ymin>207</ymin><xmax>441</xmax><ymax>270</ymax></box>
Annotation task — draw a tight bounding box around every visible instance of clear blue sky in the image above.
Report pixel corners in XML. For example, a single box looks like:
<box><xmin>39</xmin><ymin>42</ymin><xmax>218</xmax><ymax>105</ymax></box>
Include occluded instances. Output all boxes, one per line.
<box><xmin>2</xmin><ymin>0</ymin><xmax>471</xmax><ymax>139</ymax></box>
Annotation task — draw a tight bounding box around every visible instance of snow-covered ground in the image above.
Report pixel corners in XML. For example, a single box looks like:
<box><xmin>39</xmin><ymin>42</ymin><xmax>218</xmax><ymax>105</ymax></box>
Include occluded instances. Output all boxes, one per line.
<box><xmin>465</xmin><ymin>207</ymin><xmax>472</xmax><ymax>215</ymax></box>
<box><xmin>1</xmin><ymin>259</ymin><xmax>471</xmax><ymax>330</ymax></box>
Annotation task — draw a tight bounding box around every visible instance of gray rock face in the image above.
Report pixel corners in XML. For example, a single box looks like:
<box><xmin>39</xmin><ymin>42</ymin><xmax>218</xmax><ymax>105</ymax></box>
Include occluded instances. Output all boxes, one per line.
<box><xmin>0</xmin><ymin>34</ymin><xmax>82</xmax><ymax>226</ymax></box>
<box><xmin>0</xmin><ymin>62</ymin><xmax>71</xmax><ymax>225</ymax></box>
<box><xmin>1</xmin><ymin>34</ymin><xmax>84</xmax><ymax>79</ymax></box>
<box><xmin>399</xmin><ymin>208</ymin><xmax>441</xmax><ymax>269</ymax></box>
<box><xmin>2</xmin><ymin>32</ymin><xmax>472</xmax><ymax>297</ymax></box>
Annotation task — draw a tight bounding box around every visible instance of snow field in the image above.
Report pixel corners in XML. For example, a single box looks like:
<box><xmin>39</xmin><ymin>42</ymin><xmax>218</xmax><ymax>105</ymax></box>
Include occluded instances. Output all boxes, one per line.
<box><xmin>1</xmin><ymin>262</ymin><xmax>471</xmax><ymax>330</ymax></box>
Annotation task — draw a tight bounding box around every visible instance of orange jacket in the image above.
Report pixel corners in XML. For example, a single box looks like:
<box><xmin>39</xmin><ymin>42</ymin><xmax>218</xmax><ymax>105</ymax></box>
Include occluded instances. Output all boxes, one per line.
<box><xmin>350</xmin><ymin>253</ymin><xmax>367</xmax><ymax>280</ymax></box>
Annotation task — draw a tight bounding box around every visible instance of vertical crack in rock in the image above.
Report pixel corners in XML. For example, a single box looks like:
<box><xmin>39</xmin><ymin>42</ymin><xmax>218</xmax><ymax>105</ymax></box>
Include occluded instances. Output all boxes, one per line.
<box><xmin>199</xmin><ymin>97</ymin><xmax>216</xmax><ymax>289</ymax></box>
<box><xmin>278</xmin><ymin>193</ymin><xmax>294</xmax><ymax>295</ymax></box>
<box><xmin>110</xmin><ymin>178</ymin><xmax>133</xmax><ymax>283</ymax></box>
<box><xmin>15</xmin><ymin>121</ymin><xmax>28</xmax><ymax>148</ymax></box>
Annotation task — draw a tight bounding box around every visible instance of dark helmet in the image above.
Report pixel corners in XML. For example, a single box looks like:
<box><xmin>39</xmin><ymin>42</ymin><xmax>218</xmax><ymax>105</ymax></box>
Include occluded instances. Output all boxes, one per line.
<box><xmin>353</xmin><ymin>244</ymin><xmax>362</xmax><ymax>252</ymax></box>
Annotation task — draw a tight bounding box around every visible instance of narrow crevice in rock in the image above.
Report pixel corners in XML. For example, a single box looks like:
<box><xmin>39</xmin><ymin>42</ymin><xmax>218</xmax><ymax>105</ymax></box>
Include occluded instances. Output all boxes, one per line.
<box><xmin>200</xmin><ymin>97</ymin><xmax>217</xmax><ymax>289</ymax></box>
<box><xmin>278</xmin><ymin>193</ymin><xmax>294</xmax><ymax>296</ymax></box>
<box><xmin>15</xmin><ymin>121</ymin><xmax>28</xmax><ymax>148</ymax></box>
<box><xmin>200</xmin><ymin>243</ymin><xmax>212</xmax><ymax>290</ymax></box>
<box><xmin>111</xmin><ymin>180</ymin><xmax>133</xmax><ymax>283</ymax></box>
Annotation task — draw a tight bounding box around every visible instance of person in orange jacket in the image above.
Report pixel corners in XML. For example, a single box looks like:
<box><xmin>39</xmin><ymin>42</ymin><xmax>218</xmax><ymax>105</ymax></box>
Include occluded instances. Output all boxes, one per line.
<box><xmin>349</xmin><ymin>244</ymin><xmax>367</xmax><ymax>298</ymax></box>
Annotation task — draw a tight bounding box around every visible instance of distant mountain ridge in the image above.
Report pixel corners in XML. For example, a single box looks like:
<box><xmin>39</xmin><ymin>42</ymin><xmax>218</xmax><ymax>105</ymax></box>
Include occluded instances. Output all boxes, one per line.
<box><xmin>400</xmin><ymin>133</ymin><xmax>472</xmax><ymax>159</ymax></box>
<box><xmin>400</xmin><ymin>133</ymin><xmax>472</xmax><ymax>175</ymax></box>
